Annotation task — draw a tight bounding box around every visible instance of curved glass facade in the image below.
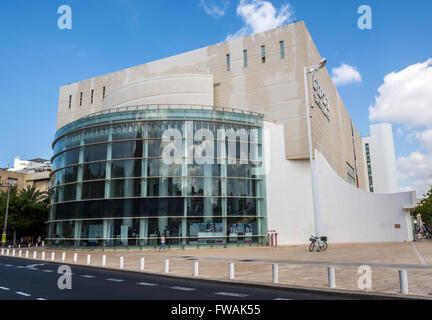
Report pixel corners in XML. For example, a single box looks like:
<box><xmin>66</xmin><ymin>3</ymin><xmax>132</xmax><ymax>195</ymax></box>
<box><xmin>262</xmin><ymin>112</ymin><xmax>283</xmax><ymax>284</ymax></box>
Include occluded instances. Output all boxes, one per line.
<box><xmin>47</xmin><ymin>106</ymin><xmax>267</xmax><ymax>248</ymax></box>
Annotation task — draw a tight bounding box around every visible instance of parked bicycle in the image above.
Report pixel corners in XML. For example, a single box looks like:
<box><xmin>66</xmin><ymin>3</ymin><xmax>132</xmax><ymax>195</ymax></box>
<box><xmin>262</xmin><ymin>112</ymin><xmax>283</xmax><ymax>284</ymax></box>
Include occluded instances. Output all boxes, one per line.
<box><xmin>309</xmin><ymin>236</ymin><xmax>328</xmax><ymax>252</ymax></box>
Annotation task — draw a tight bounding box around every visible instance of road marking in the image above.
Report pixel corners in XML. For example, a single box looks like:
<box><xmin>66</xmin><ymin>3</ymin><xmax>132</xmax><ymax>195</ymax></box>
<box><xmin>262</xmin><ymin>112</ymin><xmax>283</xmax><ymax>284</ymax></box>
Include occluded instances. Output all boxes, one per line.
<box><xmin>170</xmin><ymin>286</ymin><xmax>196</xmax><ymax>291</ymax></box>
<box><xmin>137</xmin><ymin>282</ymin><xmax>158</xmax><ymax>286</ymax></box>
<box><xmin>214</xmin><ymin>292</ymin><xmax>249</xmax><ymax>297</ymax></box>
<box><xmin>106</xmin><ymin>278</ymin><xmax>124</xmax><ymax>282</ymax></box>
<box><xmin>0</xmin><ymin>287</ymin><xmax>10</xmax><ymax>291</ymax></box>
<box><xmin>36</xmin><ymin>298</ymin><xmax>47</xmax><ymax>300</ymax></box>
<box><xmin>4</xmin><ymin>264</ymin><xmax>13</xmax><ymax>267</ymax></box>
<box><xmin>81</xmin><ymin>275</ymin><xmax>96</xmax><ymax>278</ymax></box>
<box><xmin>412</xmin><ymin>243</ymin><xmax>427</xmax><ymax>265</ymax></box>
<box><xmin>273</xmin><ymin>298</ymin><xmax>293</xmax><ymax>300</ymax></box>
<box><xmin>42</xmin><ymin>270</ymin><xmax>54</xmax><ymax>273</ymax></box>
<box><xmin>16</xmin><ymin>266</ymin><xmax>25</xmax><ymax>269</ymax></box>
<box><xmin>16</xmin><ymin>292</ymin><xmax>31</xmax><ymax>297</ymax></box>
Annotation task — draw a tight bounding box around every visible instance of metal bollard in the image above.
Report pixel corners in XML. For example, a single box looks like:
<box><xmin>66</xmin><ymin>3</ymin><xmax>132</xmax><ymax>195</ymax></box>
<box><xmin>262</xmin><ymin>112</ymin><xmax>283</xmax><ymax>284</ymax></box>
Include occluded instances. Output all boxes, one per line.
<box><xmin>87</xmin><ymin>254</ymin><xmax>91</xmax><ymax>265</ymax></box>
<box><xmin>272</xmin><ymin>264</ymin><xmax>279</xmax><ymax>283</ymax></box>
<box><xmin>164</xmin><ymin>259</ymin><xmax>170</xmax><ymax>273</ymax></box>
<box><xmin>41</xmin><ymin>252</ymin><xmax>46</xmax><ymax>260</ymax></box>
<box><xmin>193</xmin><ymin>261</ymin><xmax>199</xmax><ymax>277</ymax></box>
<box><xmin>140</xmin><ymin>257</ymin><xmax>145</xmax><ymax>271</ymax></box>
<box><xmin>1</xmin><ymin>248</ymin><xmax>3</xmax><ymax>255</ymax></box>
<box><xmin>12</xmin><ymin>249</ymin><xmax>15</xmax><ymax>257</ymax></box>
<box><xmin>229</xmin><ymin>263</ymin><xmax>235</xmax><ymax>280</ymax></box>
<box><xmin>6</xmin><ymin>249</ymin><xmax>9</xmax><ymax>256</ymax></box>
<box><xmin>328</xmin><ymin>267</ymin><xmax>336</xmax><ymax>288</ymax></box>
<box><xmin>25</xmin><ymin>250</ymin><xmax>29</xmax><ymax>258</ymax></box>
<box><xmin>120</xmin><ymin>256</ymin><xmax>124</xmax><ymax>269</ymax></box>
<box><xmin>73</xmin><ymin>253</ymin><xmax>77</xmax><ymax>264</ymax></box>
<box><xmin>399</xmin><ymin>270</ymin><xmax>409</xmax><ymax>295</ymax></box>
<box><xmin>102</xmin><ymin>255</ymin><xmax>106</xmax><ymax>267</ymax></box>
<box><xmin>62</xmin><ymin>252</ymin><xmax>66</xmax><ymax>262</ymax></box>
<box><xmin>51</xmin><ymin>252</ymin><xmax>55</xmax><ymax>261</ymax></box>
<box><xmin>33</xmin><ymin>251</ymin><xmax>37</xmax><ymax>259</ymax></box>
<box><xmin>18</xmin><ymin>250</ymin><xmax>22</xmax><ymax>257</ymax></box>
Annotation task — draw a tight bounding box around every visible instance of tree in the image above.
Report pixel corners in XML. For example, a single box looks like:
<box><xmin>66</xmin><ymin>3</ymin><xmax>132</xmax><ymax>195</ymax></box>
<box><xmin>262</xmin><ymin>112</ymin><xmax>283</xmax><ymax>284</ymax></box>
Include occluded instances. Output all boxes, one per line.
<box><xmin>415</xmin><ymin>186</ymin><xmax>432</xmax><ymax>225</ymax></box>
<box><xmin>0</xmin><ymin>185</ymin><xmax>49</xmax><ymax>244</ymax></box>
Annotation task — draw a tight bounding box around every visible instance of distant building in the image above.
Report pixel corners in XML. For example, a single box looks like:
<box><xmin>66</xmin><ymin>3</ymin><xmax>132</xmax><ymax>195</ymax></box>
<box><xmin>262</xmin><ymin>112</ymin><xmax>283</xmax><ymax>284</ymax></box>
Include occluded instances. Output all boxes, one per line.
<box><xmin>362</xmin><ymin>123</ymin><xmax>399</xmax><ymax>194</ymax></box>
<box><xmin>0</xmin><ymin>157</ymin><xmax>52</xmax><ymax>193</ymax></box>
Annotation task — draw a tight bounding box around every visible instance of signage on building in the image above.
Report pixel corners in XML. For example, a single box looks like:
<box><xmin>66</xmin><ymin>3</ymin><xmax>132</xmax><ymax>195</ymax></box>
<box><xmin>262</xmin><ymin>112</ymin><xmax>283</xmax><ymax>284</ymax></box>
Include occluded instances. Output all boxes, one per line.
<box><xmin>313</xmin><ymin>74</ymin><xmax>330</xmax><ymax>120</ymax></box>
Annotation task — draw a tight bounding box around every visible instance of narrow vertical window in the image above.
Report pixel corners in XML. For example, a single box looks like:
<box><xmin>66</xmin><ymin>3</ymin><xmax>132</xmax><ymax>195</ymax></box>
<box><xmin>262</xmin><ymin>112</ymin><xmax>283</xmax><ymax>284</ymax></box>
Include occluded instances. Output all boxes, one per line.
<box><xmin>68</xmin><ymin>95</ymin><xmax>72</xmax><ymax>109</ymax></box>
<box><xmin>79</xmin><ymin>92</ymin><xmax>83</xmax><ymax>106</ymax></box>
<box><xmin>226</xmin><ymin>54</ymin><xmax>231</xmax><ymax>71</ymax></box>
<box><xmin>280</xmin><ymin>41</ymin><xmax>285</xmax><ymax>59</ymax></box>
<box><xmin>261</xmin><ymin>45</ymin><xmax>266</xmax><ymax>63</ymax></box>
<box><xmin>102</xmin><ymin>86</ymin><xmax>106</xmax><ymax>99</ymax></box>
<box><xmin>243</xmin><ymin>50</ymin><xmax>248</xmax><ymax>68</ymax></box>
<box><xmin>91</xmin><ymin>89</ymin><xmax>94</xmax><ymax>104</ymax></box>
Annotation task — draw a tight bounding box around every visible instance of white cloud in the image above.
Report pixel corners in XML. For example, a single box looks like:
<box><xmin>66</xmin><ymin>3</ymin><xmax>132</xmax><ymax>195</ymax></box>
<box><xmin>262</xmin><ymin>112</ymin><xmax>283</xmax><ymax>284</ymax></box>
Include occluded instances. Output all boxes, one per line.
<box><xmin>331</xmin><ymin>63</ymin><xmax>362</xmax><ymax>87</ymax></box>
<box><xmin>369</xmin><ymin>58</ymin><xmax>432</xmax><ymax>127</ymax></box>
<box><xmin>397</xmin><ymin>152</ymin><xmax>432</xmax><ymax>198</ymax></box>
<box><xmin>415</xmin><ymin>128</ymin><xmax>432</xmax><ymax>150</ymax></box>
<box><xmin>199</xmin><ymin>0</ymin><xmax>229</xmax><ymax>19</ymax></box>
<box><xmin>226</xmin><ymin>0</ymin><xmax>294</xmax><ymax>40</ymax></box>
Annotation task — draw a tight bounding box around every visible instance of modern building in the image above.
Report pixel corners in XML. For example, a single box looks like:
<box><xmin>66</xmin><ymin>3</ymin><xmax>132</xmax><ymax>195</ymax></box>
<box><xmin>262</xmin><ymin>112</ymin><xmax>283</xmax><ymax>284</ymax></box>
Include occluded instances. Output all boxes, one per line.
<box><xmin>48</xmin><ymin>21</ymin><xmax>417</xmax><ymax>248</ymax></box>
<box><xmin>361</xmin><ymin>123</ymin><xmax>399</xmax><ymax>194</ymax></box>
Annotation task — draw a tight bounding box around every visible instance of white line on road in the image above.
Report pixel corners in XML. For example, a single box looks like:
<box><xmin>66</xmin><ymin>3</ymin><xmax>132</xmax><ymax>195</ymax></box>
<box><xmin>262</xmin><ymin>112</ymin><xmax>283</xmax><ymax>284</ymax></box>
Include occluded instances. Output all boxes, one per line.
<box><xmin>273</xmin><ymin>298</ymin><xmax>293</xmax><ymax>300</ymax></box>
<box><xmin>81</xmin><ymin>275</ymin><xmax>96</xmax><ymax>278</ymax></box>
<box><xmin>42</xmin><ymin>270</ymin><xmax>54</xmax><ymax>273</ymax></box>
<box><xmin>36</xmin><ymin>298</ymin><xmax>47</xmax><ymax>300</ymax></box>
<box><xmin>0</xmin><ymin>287</ymin><xmax>10</xmax><ymax>291</ymax></box>
<box><xmin>106</xmin><ymin>278</ymin><xmax>124</xmax><ymax>282</ymax></box>
<box><xmin>16</xmin><ymin>292</ymin><xmax>31</xmax><ymax>297</ymax></box>
<box><xmin>170</xmin><ymin>286</ymin><xmax>196</xmax><ymax>291</ymax></box>
<box><xmin>214</xmin><ymin>292</ymin><xmax>249</xmax><ymax>297</ymax></box>
<box><xmin>4</xmin><ymin>264</ymin><xmax>13</xmax><ymax>267</ymax></box>
<box><xmin>412</xmin><ymin>243</ymin><xmax>427</xmax><ymax>265</ymax></box>
<box><xmin>137</xmin><ymin>282</ymin><xmax>158</xmax><ymax>286</ymax></box>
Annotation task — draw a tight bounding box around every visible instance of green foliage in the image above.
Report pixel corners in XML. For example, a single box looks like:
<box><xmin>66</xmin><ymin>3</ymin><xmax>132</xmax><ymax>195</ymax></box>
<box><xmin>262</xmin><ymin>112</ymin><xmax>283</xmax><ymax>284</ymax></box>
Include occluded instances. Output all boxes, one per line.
<box><xmin>0</xmin><ymin>185</ymin><xmax>49</xmax><ymax>241</ymax></box>
<box><xmin>415</xmin><ymin>186</ymin><xmax>432</xmax><ymax>225</ymax></box>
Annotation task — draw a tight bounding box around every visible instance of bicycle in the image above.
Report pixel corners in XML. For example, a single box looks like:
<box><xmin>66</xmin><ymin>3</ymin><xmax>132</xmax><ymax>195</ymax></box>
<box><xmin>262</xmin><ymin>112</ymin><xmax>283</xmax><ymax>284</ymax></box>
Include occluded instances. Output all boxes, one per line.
<box><xmin>309</xmin><ymin>236</ymin><xmax>328</xmax><ymax>252</ymax></box>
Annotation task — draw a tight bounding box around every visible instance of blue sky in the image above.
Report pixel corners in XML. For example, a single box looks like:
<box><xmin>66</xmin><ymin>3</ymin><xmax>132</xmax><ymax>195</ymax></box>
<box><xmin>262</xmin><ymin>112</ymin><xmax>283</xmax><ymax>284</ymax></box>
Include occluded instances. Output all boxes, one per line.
<box><xmin>0</xmin><ymin>0</ymin><xmax>431</xmax><ymax>196</ymax></box>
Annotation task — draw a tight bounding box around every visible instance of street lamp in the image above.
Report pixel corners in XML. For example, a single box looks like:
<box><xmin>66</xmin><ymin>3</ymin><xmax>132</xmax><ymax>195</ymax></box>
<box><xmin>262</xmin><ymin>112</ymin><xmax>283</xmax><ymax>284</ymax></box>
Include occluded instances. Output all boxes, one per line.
<box><xmin>303</xmin><ymin>58</ymin><xmax>327</xmax><ymax>238</ymax></box>
<box><xmin>1</xmin><ymin>184</ymin><xmax>11</xmax><ymax>247</ymax></box>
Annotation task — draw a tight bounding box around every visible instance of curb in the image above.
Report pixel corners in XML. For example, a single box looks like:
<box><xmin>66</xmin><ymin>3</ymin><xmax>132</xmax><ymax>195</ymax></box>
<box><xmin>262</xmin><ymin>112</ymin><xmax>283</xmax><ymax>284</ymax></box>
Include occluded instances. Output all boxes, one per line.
<box><xmin>2</xmin><ymin>254</ymin><xmax>430</xmax><ymax>300</ymax></box>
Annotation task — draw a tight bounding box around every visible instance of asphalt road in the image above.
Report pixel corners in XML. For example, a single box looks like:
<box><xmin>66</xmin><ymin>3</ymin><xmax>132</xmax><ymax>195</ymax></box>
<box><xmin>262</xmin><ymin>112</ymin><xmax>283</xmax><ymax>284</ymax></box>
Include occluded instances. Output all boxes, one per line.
<box><xmin>0</xmin><ymin>256</ymin><xmax>358</xmax><ymax>300</ymax></box>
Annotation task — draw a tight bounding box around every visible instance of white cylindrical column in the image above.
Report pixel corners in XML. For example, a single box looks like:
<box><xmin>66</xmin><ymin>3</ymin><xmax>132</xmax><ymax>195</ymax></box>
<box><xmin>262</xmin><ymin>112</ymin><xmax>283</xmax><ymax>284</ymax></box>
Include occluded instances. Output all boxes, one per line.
<box><xmin>12</xmin><ymin>249</ymin><xmax>15</xmax><ymax>256</ymax></box>
<box><xmin>399</xmin><ymin>270</ymin><xmax>409</xmax><ymax>295</ymax></box>
<box><xmin>328</xmin><ymin>267</ymin><xmax>336</xmax><ymax>288</ymax></box>
<box><xmin>1</xmin><ymin>248</ymin><xmax>4</xmax><ymax>255</ymax></box>
<box><xmin>229</xmin><ymin>263</ymin><xmax>235</xmax><ymax>280</ymax></box>
<box><xmin>73</xmin><ymin>253</ymin><xmax>77</xmax><ymax>264</ymax></box>
<box><xmin>18</xmin><ymin>250</ymin><xmax>22</xmax><ymax>257</ymax></box>
<box><xmin>51</xmin><ymin>252</ymin><xmax>55</xmax><ymax>261</ymax></box>
<box><xmin>33</xmin><ymin>251</ymin><xmax>37</xmax><ymax>259</ymax></box>
<box><xmin>193</xmin><ymin>261</ymin><xmax>199</xmax><ymax>277</ymax></box>
<box><xmin>164</xmin><ymin>259</ymin><xmax>170</xmax><ymax>273</ymax></box>
<box><xmin>120</xmin><ymin>256</ymin><xmax>124</xmax><ymax>269</ymax></box>
<box><xmin>272</xmin><ymin>264</ymin><xmax>279</xmax><ymax>283</ymax></box>
<box><xmin>102</xmin><ymin>255</ymin><xmax>106</xmax><ymax>267</ymax></box>
<box><xmin>6</xmin><ymin>249</ymin><xmax>9</xmax><ymax>256</ymax></box>
<box><xmin>25</xmin><ymin>250</ymin><xmax>29</xmax><ymax>258</ymax></box>
<box><xmin>41</xmin><ymin>252</ymin><xmax>46</xmax><ymax>260</ymax></box>
<box><xmin>140</xmin><ymin>257</ymin><xmax>145</xmax><ymax>271</ymax></box>
<box><xmin>87</xmin><ymin>254</ymin><xmax>91</xmax><ymax>265</ymax></box>
<box><xmin>62</xmin><ymin>252</ymin><xmax>66</xmax><ymax>262</ymax></box>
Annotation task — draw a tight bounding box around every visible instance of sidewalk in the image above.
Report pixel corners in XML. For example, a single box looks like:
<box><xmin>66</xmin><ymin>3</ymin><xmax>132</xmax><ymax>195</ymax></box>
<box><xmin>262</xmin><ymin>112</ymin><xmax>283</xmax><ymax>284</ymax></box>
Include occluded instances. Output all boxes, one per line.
<box><xmin>4</xmin><ymin>241</ymin><xmax>432</xmax><ymax>297</ymax></box>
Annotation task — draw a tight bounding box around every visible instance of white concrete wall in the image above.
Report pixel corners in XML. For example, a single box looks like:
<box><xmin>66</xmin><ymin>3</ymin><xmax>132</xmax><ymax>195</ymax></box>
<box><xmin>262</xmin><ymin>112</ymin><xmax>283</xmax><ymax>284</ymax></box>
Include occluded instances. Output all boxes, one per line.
<box><xmin>265</xmin><ymin>121</ymin><xmax>415</xmax><ymax>245</ymax></box>
<box><xmin>369</xmin><ymin>123</ymin><xmax>399</xmax><ymax>194</ymax></box>
<box><xmin>102</xmin><ymin>74</ymin><xmax>214</xmax><ymax>109</ymax></box>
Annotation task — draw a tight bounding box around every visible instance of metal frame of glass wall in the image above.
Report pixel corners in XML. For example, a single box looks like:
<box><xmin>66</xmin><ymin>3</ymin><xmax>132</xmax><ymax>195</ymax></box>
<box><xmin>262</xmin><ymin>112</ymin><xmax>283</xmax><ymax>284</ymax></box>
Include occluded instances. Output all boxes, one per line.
<box><xmin>47</xmin><ymin>106</ymin><xmax>267</xmax><ymax>249</ymax></box>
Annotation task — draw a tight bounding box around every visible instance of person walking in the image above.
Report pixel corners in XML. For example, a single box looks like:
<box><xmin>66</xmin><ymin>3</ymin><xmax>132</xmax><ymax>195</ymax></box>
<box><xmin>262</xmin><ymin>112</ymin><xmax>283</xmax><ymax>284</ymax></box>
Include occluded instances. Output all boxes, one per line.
<box><xmin>159</xmin><ymin>232</ymin><xmax>167</xmax><ymax>251</ymax></box>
